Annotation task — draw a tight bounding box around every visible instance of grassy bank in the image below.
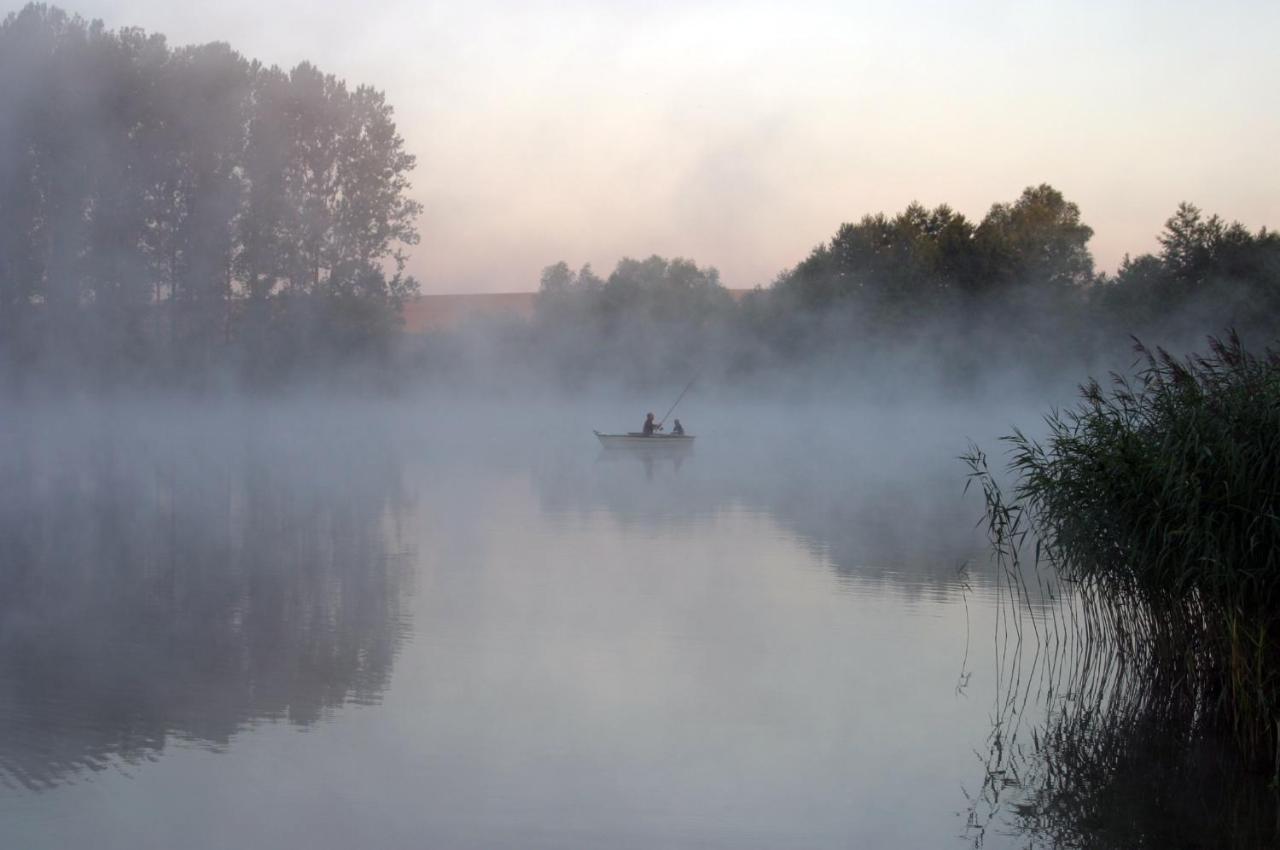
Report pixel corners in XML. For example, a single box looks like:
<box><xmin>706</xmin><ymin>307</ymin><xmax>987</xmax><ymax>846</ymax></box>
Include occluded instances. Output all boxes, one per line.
<box><xmin>967</xmin><ymin>332</ymin><xmax>1280</xmax><ymax>771</ymax></box>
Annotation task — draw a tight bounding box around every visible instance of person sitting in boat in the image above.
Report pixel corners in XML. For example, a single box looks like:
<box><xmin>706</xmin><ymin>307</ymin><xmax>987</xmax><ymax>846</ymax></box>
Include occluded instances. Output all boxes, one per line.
<box><xmin>642</xmin><ymin>412</ymin><xmax>663</xmax><ymax>436</ymax></box>
<box><xmin>671</xmin><ymin>419</ymin><xmax>685</xmax><ymax>435</ymax></box>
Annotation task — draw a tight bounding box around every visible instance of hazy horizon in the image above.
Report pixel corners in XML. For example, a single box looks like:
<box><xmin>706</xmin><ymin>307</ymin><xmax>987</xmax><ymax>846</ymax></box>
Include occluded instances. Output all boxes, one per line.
<box><xmin>43</xmin><ymin>0</ymin><xmax>1280</xmax><ymax>294</ymax></box>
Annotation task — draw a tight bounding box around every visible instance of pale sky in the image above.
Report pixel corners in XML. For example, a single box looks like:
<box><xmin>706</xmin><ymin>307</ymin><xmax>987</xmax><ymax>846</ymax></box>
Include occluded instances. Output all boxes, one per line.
<box><xmin>63</xmin><ymin>0</ymin><xmax>1280</xmax><ymax>293</ymax></box>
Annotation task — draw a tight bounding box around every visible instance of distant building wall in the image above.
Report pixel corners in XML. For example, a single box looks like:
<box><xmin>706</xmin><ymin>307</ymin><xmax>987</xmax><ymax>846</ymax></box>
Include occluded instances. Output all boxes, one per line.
<box><xmin>401</xmin><ymin>293</ymin><xmax>536</xmax><ymax>334</ymax></box>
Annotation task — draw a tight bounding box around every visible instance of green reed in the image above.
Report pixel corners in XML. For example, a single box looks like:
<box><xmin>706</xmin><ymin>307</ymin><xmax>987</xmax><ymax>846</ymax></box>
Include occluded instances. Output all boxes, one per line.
<box><xmin>965</xmin><ymin>331</ymin><xmax>1280</xmax><ymax>772</ymax></box>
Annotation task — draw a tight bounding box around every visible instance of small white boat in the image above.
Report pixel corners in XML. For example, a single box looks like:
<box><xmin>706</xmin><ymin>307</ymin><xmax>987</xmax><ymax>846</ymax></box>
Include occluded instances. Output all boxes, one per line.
<box><xmin>594</xmin><ymin>430</ymin><xmax>695</xmax><ymax>449</ymax></box>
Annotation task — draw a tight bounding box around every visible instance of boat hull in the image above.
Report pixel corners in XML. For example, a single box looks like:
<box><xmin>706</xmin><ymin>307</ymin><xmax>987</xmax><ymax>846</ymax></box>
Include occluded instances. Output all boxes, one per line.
<box><xmin>594</xmin><ymin>431</ymin><xmax>695</xmax><ymax>449</ymax></box>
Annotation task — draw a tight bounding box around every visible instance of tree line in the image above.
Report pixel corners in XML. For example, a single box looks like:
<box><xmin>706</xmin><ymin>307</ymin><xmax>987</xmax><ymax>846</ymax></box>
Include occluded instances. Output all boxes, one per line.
<box><xmin>0</xmin><ymin>4</ymin><xmax>420</xmax><ymax>389</ymax></box>
<box><xmin>3</xmin><ymin>4</ymin><xmax>1274</xmax><ymax>393</ymax></box>
<box><xmin>531</xmin><ymin>186</ymin><xmax>1280</xmax><ymax>387</ymax></box>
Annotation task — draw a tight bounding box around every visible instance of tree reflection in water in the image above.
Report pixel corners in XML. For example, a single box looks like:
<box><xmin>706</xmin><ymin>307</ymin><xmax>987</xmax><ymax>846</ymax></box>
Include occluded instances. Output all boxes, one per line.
<box><xmin>539</xmin><ymin>442</ymin><xmax>983</xmax><ymax>594</ymax></box>
<box><xmin>963</xmin><ymin>573</ymin><xmax>1279</xmax><ymax>849</ymax></box>
<box><xmin>0</xmin><ymin>414</ymin><xmax>414</xmax><ymax>791</ymax></box>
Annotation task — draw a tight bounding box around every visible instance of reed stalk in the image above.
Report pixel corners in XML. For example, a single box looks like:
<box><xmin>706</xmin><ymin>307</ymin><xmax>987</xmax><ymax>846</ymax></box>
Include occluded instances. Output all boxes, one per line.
<box><xmin>965</xmin><ymin>331</ymin><xmax>1280</xmax><ymax>770</ymax></box>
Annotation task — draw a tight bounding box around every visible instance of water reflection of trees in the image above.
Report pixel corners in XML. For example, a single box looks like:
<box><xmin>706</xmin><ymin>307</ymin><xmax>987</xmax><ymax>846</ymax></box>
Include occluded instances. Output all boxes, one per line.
<box><xmin>964</xmin><ymin>586</ymin><xmax>1279</xmax><ymax>849</ymax></box>
<box><xmin>0</xmin><ymin>419</ymin><xmax>413</xmax><ymax>791</ymax></box>
<box><xmin>535</xmin><ymin>446</ymin><xmax>982</xmax><ymax>593</ymax></box>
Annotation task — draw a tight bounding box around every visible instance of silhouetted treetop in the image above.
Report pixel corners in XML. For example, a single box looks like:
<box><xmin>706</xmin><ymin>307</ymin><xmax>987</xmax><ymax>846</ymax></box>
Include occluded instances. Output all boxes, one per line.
<box><xmin>537</xmin><ymin>255</ymin><xmax>731</xmax><ymax>328</ymax></box>
<box><xmin>523</xmin><ymin>187</ymin><xmax>1276</xmax><ymax>387</ymax></box>
<box><xmin>1092</xmin><ymin>203</ymin><xmax>1280</xmax><ymax>340</ymax></box>
<box><xmin>975</xmin><ymin>184</ymin><xmax>1094</xmax><ymax>291</ymax></box>
<box><xmin>0</xmin><ymin>3</ymin><xmax>421</xmax><ymax>388</ymax></box>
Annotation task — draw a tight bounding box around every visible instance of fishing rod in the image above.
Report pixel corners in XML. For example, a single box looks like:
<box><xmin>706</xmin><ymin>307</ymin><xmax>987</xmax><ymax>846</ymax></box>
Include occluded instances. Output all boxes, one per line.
<box><xmin>658</xmin><ymin>376</ymin><xmax>697</xmax><ymax>426</ymax></box>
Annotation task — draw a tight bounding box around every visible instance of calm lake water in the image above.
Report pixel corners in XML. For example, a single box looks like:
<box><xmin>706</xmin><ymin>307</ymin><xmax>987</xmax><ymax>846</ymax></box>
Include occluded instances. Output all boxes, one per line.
<box><xmin>0</xmin><ymin>399</ymin><xmax>1266</xmax><ymax>848</ymax></box>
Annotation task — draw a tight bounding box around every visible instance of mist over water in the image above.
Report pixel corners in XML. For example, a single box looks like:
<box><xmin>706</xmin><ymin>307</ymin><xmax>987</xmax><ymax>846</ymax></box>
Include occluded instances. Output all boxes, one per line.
<box><xmin>0</xmin><ymin>391</ymin><xmax>1052</xmax><ymax>849</ymax></box>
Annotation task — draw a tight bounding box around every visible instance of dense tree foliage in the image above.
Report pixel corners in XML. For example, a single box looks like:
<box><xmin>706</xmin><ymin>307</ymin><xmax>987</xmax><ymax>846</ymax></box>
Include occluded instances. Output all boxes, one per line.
<box><xmin>529</xmin><ymin>256</ymin><xmax>734</xmax><ymax>386</ymax></box>
<box><xmin>531</xmin><ymin>187</ymin><xmax>1277</xmax><ymax>388</ymax></box>
<box><xmin>772</xmin><ymin>185</ymin><xmax>1092</xmax><ymax>316</ymax></box>
<box><xmin>0</xmin><ymin>4</ymin><xmax>420</xmax><ymax>388</ymax></box>
<box><xmin>538</xmin><ymin>256</ymin><xmax>732</xmax><ymax>328</ymax></box>
<box><xmin>1092</xmin><ymin>203</ymin><xmax>1280</xmax><ymax>345</ymax></box>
